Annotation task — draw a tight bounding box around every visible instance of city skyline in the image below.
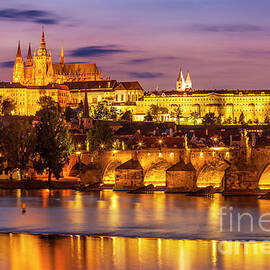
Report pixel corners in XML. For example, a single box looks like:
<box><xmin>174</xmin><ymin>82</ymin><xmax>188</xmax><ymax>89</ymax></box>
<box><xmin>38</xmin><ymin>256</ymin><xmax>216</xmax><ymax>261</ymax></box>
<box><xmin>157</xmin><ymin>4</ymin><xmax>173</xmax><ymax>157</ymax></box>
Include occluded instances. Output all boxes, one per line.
<box><xmin>1</xmin><ymin>0</ymin><xmax>270</xmax><ymax>90</ymax></box>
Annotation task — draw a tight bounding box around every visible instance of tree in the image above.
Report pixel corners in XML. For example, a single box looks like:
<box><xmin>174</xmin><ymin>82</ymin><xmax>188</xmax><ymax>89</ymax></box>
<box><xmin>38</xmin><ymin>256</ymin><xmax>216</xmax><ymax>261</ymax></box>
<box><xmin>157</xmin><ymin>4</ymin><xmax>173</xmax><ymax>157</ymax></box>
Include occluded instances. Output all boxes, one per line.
<box><xmin>37</xmin><ymin>96</ymin><xmax>60</xmax><ymax>113</ymax></box>
<box><xmin>90</xmin><ymin>102</ymin><xmax>109</xmax><ymax>120</ymax></box>
<box><xmin>144</xmin><ymin>111</ymin><xmax>153</xmax><ymax>121</ymax></box>
<box><xmin>0</xmin><ymin>120</ymin><xmax>36</xmax><ymax>180</ymax></box>
<box><xmin>149</xmin><ymin>105</ymin><xmax>168</xmax><ymax>122</ymax></box>
<box><xmin>1</xmin><ymin>98</ymin><xmax>16</xmax><ymax>116</ymax></box>
<box><xmin>239</xmin><ymin>112</ymin><xmax>245</xmax><ymax>125</ymax></box>
<box><xmin>120</xmin><ymin>110</ymin><xmax>132</xmax><ymax>121</ymax></box>
<box><xmin>109</xmin><ymin>107</ymin><xmax>117</xmax><ymax>120</ymax></box>
<box><xmin>170</xmin><ymin>105</ymin><xmax>182</xmax><ymax>125</ymax></box>
<box><xmin>150</xmin><ymin>105</ymin><xmax>160</xmax><ymax>121</ymax></box>
<box><xmin>216</xmin><ymin>114</ymin><xmax>223</xmax><ymax>125</ymax></box>
<box><xmin>63</xmin><ymin>106</ymin><xmax>77</xmax><ymax>122</ymax></box>
<box><xmin>190</xmin><ymin>112</ymin><xmax>200</xmax><ymax>125</ymax></box>
<box><xmin>86</xmin><ymin>121</ymin><xmax>113</xmax><ymax>152</ymax></box>
<box><xmin>33</xmin><ymin>99</ymin><xmax>73</xmax><ymax>184</ymax></box>
<box><xmin>202</xmin><ymin>113</ymin><xmax>216</xmax><ymax>125</ymax></box>
<box><xmin>265</xmin><ymin>115</ymin><xmax>270</xmax><ymax>124</ymax></box>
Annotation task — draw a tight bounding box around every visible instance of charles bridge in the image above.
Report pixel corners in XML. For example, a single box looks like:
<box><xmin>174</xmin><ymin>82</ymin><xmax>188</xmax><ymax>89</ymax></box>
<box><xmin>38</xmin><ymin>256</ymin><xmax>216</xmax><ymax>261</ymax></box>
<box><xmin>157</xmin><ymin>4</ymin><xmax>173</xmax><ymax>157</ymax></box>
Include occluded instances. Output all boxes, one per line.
<box><xmin>66</xmin><ymin>145</ymin><xmax>270</xmax><ymax>191</ymax></box>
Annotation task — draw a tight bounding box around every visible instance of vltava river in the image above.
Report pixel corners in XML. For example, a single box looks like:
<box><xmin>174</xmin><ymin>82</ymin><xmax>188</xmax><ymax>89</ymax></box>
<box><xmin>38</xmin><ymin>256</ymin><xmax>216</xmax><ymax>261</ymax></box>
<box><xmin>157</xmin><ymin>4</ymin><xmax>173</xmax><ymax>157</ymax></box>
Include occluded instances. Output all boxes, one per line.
<box><xmin>0</xmin><ymin>233</ymin><xmax>270</xmax><ymax>270</ymax></box>
<box><xmin>0</xmin><ymin>190</ymin><xmax>270</xmax><ymax>269</ymax></box>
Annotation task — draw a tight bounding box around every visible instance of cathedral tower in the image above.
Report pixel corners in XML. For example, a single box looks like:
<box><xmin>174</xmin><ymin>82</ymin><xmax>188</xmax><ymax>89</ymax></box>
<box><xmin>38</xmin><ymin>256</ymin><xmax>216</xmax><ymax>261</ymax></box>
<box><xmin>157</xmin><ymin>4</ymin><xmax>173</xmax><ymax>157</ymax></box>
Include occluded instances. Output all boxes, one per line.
<box><xmin>13</xmin><ymin>41</ymin><xmax>24</xmax><ymax>83</ymax></box>
<box><xmin>60</xmin><ymin>44</ymin><xmax>65</xmax><ymax>66</ymax></box>
<box><xmin>25</xmin><ymin>43</ymin><xmax>33</xmax><ymax>67</ymax></box>
<box><xmin>185</xmin><ymin>71</ymin><xmax>192</xmax><ymax>89</ymax></box>
<box><xmin>33</xmin><ymin>29</ymin><xmax>53</xmax><ymax>86</ymax></box>
<box><xmin>176</xmin><ymin>70</ymin><xmax>186</xmax><ymax>91</ymax></box>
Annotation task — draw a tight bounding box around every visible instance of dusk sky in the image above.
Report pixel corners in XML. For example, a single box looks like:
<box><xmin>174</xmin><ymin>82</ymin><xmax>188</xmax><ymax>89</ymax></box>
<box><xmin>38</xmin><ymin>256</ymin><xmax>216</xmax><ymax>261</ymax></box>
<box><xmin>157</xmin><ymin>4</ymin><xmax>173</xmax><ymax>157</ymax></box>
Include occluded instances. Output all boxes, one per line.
<box><xmin>1</xmin><ymin>0</ymin><xmax>270</xmax><ymax>90</ymax></box>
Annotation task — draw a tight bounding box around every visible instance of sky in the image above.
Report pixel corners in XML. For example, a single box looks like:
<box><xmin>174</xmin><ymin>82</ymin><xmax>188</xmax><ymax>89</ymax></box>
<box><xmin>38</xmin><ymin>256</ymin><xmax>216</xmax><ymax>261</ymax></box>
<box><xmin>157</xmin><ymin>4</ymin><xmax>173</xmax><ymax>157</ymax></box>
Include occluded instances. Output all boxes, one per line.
<box><xmin>1</xmin><ymin>0</ymin><xmax>270</xmax><ymax>90</ymax></box>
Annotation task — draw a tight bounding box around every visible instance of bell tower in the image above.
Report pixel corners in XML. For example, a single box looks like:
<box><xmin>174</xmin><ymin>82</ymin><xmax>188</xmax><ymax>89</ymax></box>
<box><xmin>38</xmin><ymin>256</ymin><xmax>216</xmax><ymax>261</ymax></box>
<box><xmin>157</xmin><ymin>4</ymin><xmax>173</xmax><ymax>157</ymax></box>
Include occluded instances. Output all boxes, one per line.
<box><xmin>176</xmin><ymin>70</ymin><xmax>186</xmax><ymax>91</ymax></box>
<box><xmin>13</xmin><ymin>41</ymin><xmax>24</xmax><ymax>83</ymax></box>
<box><xmin>33</xmin><ymin>28</ymin><xmax>52</xmax><ymax>86</ymax></box>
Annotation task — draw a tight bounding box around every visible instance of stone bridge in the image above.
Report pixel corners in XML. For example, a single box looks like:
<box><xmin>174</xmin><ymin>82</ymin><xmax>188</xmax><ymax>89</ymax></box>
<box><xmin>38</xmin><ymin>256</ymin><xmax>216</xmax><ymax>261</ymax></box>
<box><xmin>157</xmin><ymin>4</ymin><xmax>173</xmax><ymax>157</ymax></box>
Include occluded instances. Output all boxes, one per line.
<box><xmin>69</xmin><ymin>147</ymin><xmax>270</xmax><ymax>191</ymax></box>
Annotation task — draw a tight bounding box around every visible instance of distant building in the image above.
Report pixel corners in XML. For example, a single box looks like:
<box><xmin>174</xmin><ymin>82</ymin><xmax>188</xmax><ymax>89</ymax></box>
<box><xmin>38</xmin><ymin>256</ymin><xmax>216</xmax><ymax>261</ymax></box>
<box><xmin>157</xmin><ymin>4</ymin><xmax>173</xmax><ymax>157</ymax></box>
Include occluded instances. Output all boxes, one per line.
<box><xmin>176</xmin><ymin>70</ymin><xmax>192</xmax><ymax>91</ymax></box>
<box><xmin>134</xmin><ymin>89</ymin><xmax>270</xmax><ymax>124</ymax></box>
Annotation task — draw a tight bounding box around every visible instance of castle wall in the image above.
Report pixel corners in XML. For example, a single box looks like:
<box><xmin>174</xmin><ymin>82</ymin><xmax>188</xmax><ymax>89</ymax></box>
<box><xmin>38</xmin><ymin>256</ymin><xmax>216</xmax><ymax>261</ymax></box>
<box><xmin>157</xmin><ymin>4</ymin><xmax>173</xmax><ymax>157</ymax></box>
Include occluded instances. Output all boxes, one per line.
<box><xmin>134</xmin><ymin>91</ymin><xmax>270</xmax><ymax>123</ymax></box>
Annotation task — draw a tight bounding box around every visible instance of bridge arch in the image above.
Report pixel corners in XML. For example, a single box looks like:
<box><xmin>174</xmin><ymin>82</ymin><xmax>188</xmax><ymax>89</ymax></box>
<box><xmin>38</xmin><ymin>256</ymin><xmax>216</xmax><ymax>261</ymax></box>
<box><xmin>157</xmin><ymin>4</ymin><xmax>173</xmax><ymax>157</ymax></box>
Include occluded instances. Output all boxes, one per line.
<box><xmin>196</xmin><ymin>161</ymin><xmax>230</xmax><ymax>188</ymax></box>
<box><xmin>102</xmin><ymin>160</ymin><xmax>122</xmax><ymax>184</ymax></box>
<box><xmin>258</xmin><ymin>163</ymin><xmax>270</xmax><ymax>190</ymax></box>
<box><xmin>144</xmin><ymin>160</ymin><xmax>173</xmax><ymax>186</ymax></box>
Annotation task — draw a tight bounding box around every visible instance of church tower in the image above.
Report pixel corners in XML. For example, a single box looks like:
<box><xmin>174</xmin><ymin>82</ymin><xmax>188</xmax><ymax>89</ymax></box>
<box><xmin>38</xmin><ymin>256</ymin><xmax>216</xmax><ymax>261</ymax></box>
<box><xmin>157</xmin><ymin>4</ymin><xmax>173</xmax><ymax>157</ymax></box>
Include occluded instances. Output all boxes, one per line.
<box><xmin>60</xmin><ymin>44</ymin><xmax>65</xmax><ymax>66</ymax></box>
<box><xmin>25</xmin><ymin>43</ymin><xmax>33</xmax><ymax>67</ymax></box>
<box><xmin>13</xmin><ymin>41</ymin><xmax>24</xmax><ymax>83</ymax></box>
<box><xmin>185</xmin><ymin>71</ymin><xmax>192</xmax><ymax>89</ymax></box>
<box><xmin>176</xmin><ymin>70</ymin><xmax>186</xmax><ymax>91</ymax></box>
<box><xmin>32</xmin><ymin>29</ymin><xmax>52</xmax><ymax>86</ymax></box>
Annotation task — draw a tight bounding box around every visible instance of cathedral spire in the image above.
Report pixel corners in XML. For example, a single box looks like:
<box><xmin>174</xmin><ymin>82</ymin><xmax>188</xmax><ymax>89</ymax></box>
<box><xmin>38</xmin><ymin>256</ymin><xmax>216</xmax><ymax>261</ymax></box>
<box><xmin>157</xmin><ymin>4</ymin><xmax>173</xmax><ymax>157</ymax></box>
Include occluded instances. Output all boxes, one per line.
<box><xmin>177</xmin><ymin>69</ymin><xmax>185</xmax><ymax>82</ymax></box>
<box><xmin>25</xmin><ymin>43</ymin><xmax>33</xmax><ymax>66</ymax></box>
<box><xmin>38</xmin><ymin>27</ymin><xmax>47</xmax><ymax>56</ymax></box>
<box><xmin>185</xmin><ymin>71</ymin><xmax>192</xmax><ymax>89</ymax></box>
<box><xmin>16</xmin><ymin>41</ymin><xmax>22</xmax><ymax>58</ymax></box>
<box><xmin>60</xmin><ymin>43</ymin><xmax>65</xmax><ymax>65</ymax></box>
<box><xmin>176</xmin><ymin>69</ymin><xmax>186</xmax><ymax>91</ymax></box>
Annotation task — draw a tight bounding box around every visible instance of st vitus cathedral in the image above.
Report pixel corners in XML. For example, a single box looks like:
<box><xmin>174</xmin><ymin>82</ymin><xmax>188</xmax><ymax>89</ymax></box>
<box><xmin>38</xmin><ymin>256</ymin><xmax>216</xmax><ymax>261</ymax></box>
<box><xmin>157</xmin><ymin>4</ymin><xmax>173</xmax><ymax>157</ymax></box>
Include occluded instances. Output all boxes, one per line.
<box><xmin>13</xmin><ymin>30</ymin><xmax>103</xmax><ymax>86</ymax></box>
<box><xmin>0</xmin><ymin>30</ymin><xmax>144</xmax><ymax>116</ymax></box>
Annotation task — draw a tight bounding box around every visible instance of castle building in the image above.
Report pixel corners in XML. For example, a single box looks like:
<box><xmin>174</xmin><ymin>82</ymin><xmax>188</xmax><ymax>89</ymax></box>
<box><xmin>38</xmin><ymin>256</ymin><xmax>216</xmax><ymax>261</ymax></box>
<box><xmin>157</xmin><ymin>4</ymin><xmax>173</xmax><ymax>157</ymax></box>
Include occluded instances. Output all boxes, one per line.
<box><xmin>133</xmin><ymin>72</ymin><xmax>270</xmax><ymax>124</ymax></box>
<box><xmin>13</xmin><ymin>31</ymin><xmax>102</xmax><ymax>86</ymax></box>
<box><xmin>0</xmin><ymin>30</ymin><xmax>144</xmax><ymax>116</ymax></box>
<box><xmin>134</xmin><ymin>89</ymin><xmax>270</xmax><ymax>123</ymax></box>
<box><xmin>3</xmin><ymin>30</ymin><xmax>270</xmax><ymax>124</ymax></box>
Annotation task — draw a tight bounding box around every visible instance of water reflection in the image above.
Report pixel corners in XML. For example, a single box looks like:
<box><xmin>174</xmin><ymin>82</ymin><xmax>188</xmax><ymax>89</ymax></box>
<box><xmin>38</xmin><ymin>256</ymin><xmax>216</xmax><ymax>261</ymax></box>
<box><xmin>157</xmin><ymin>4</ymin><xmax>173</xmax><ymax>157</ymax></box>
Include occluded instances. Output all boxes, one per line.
<box><xmin>0</xmin><ymin>190</ymin><xmax>270</xmax><ymax>240</ymax></box>
<box><xmin>0</xmin><ymin>233</ymin><xmax>270</xmax><ymax>270</ymax></box>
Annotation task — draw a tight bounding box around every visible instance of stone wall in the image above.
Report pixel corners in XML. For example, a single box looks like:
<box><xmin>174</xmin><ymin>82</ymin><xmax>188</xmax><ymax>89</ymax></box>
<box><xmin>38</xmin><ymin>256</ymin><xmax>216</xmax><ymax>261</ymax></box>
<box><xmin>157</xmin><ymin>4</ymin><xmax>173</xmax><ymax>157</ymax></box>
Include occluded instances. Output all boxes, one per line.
<box><xmin>74</xmin><ymin>147</ymin><xmax>270</xmax><ymax>191</ymax></box>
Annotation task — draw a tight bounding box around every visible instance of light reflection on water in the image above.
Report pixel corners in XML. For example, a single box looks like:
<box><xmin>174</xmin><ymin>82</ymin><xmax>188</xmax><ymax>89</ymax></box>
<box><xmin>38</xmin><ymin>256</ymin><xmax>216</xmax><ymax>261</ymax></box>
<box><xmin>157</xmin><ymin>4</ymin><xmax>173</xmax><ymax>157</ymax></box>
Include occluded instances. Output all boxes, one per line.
<box><xmin>0</xmin><ymin>233</ymin><xmax>270</xmax><ymax>270</ymax></box>
<box><xmin>0</xmin><ymin>190</ymin><xmax>269</xmax><ymax>240</ymax></box>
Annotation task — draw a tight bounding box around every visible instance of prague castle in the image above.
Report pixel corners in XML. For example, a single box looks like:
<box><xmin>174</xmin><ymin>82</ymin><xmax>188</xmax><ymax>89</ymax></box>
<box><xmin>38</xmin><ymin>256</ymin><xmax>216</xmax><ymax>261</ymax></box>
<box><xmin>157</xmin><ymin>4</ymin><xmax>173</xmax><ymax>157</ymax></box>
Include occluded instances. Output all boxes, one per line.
<box><xmin>0</xmin><ymin>30</ymin><xmax>144</xmax><ymax>115</ymax></box>
<box><xmin>133</xmin><ymin>70</ymin><xmax>270</xmax><ymax>124</ymax></box>
<box><xmin>13</xmin><ymin>32</ymin><xmax>102</xmax><ymax>86</ymax></box>
<box><xmin>2</xmin><ymin>30</ymin><xmax>270</xmax><ymax>124</ymax></box>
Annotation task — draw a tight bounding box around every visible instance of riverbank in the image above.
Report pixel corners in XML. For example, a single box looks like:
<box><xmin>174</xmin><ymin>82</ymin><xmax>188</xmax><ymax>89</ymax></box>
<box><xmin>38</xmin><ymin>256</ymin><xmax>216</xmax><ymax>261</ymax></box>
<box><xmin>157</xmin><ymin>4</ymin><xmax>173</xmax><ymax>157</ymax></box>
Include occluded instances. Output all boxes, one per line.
<box><xmin>0</xmin><ymin>179</ymin><xmax>80</xmax><ymax>190</ymax></box>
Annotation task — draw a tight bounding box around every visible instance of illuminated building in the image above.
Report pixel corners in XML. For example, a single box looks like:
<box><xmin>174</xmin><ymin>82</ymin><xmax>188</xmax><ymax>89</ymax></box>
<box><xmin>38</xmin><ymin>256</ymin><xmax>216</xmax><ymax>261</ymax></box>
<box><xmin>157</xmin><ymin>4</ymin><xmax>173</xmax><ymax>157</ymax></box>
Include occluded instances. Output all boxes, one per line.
<box><xmin>134</xmin><ymin>88</ymin><xmax>270</xmax><ymax>124</ymax></box>
<box><xmin>176</xmin><ymin>70</ymin><xmax>192</xmax><ymax>91</ymax></box>
<box><xmin>2</xmin><ymin>30</ymin><xmax>270</xmax><ymax>122</ymax></box>
<box><xmin>0</xmin><ymin>30</ymin><xmax>144</xmax><ymax>116</ymax></box>
<box><xmin>13</xmin><ymin>32</ymin><xmax>102</xmax><ymax>86</ymax></box>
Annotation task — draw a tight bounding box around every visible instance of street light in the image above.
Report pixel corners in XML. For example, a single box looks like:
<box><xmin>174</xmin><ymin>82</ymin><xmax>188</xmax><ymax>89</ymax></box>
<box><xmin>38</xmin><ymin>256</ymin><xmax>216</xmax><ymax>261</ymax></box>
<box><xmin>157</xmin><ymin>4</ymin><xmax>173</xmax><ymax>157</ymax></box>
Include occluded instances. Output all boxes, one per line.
<box><xmin>76</xmin><ymin>151</ymin><xmax>82</xmax><ymax>176</ymax></box>
<box><xmin>158</xmin><ymin>139</ymin><xmax>163</xmax><ymax>150</ymax></box>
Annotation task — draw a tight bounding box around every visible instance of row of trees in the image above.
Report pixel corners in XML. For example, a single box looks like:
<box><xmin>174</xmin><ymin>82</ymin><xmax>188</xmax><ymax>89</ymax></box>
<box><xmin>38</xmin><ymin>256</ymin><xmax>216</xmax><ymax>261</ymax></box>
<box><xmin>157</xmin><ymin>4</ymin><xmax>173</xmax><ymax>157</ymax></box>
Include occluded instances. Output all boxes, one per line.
<box><xmin>0</xmin><ymin>97</ymin><xmax>16</xmax><ymax>116</ymax></box>
<box><xmin>202</xmin><ymin>112</ymin><xmax>270</xmax><ymax>126</ymax></box>
<box><xmin>0</xmin><ymin>97</ymin><xmax>73</xmax><ymax>183</ymax></box>
<box><xmin>63</xmin><ymin>101</ymin><xmax>133</xmax><ymax>122</ymax></box>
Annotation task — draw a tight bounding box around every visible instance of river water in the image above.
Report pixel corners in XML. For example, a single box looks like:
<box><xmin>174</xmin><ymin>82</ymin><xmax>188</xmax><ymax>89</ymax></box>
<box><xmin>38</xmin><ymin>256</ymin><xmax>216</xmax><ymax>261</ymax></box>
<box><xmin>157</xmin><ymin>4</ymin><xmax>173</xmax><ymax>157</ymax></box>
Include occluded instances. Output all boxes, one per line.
<box><xmin>1</xmin><ymin>190</ymin><xmax>270</xmax><ymax>269</ymax></box>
